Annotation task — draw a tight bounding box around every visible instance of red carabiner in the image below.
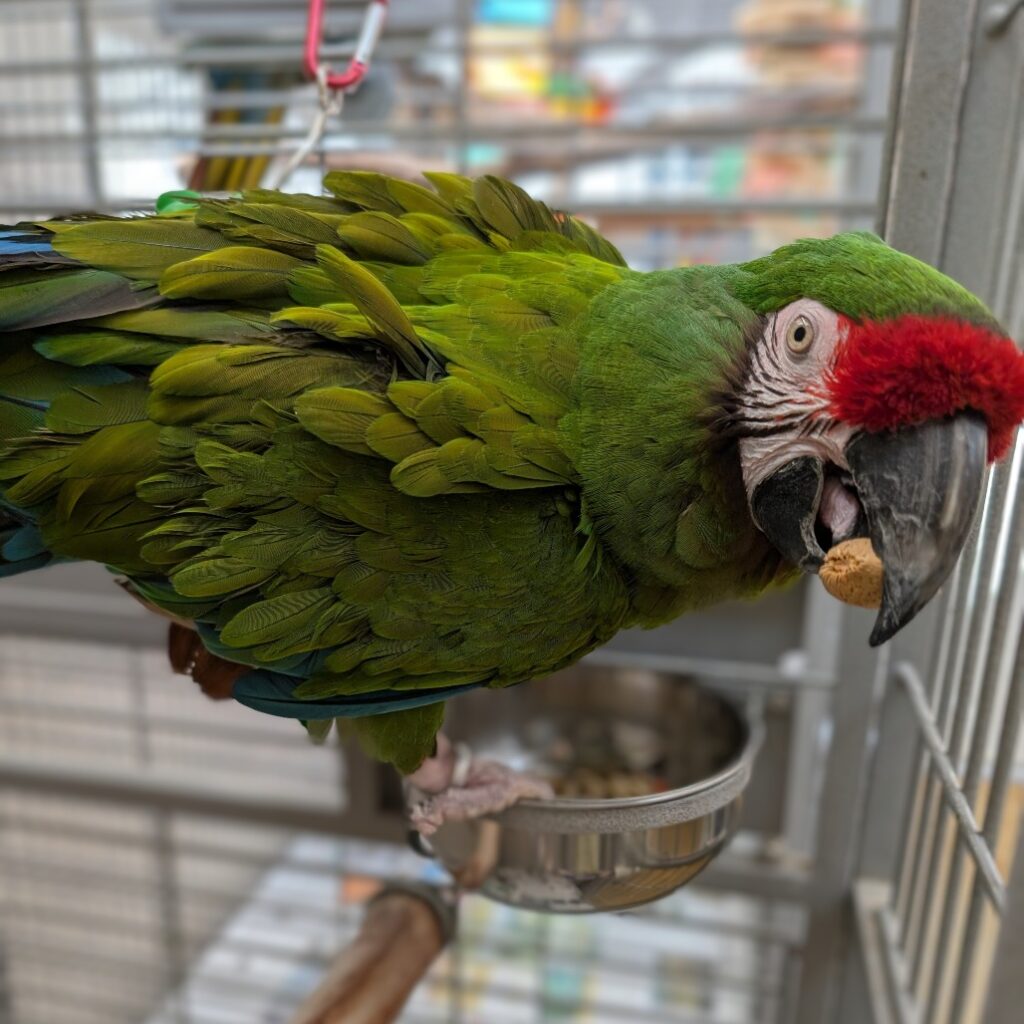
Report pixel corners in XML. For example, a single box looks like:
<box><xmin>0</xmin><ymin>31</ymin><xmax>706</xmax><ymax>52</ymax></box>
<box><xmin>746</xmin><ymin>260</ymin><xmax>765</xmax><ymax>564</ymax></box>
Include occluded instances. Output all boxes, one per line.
<box><xmin>304</xmin><ymin>0</ymin><xmax>389</xmax><ymax>91</ymax></box>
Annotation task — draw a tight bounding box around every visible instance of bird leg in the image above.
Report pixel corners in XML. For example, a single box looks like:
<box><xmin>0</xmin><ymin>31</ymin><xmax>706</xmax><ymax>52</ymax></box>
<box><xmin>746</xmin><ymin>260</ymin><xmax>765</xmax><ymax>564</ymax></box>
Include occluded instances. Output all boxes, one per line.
<box><xmin>115</xmin><ymin>579</ymin><xmax>248</xmax><ymax>702</ymax></box>
<box><xmin>166</xmin><ymin>622</ymin><xmax>247</xmax><ymax>701</ymax></box>
<box><xmin>405</xmin><ymin>733</ymin><xmax>554</xmax><ymax>836</ymax></box>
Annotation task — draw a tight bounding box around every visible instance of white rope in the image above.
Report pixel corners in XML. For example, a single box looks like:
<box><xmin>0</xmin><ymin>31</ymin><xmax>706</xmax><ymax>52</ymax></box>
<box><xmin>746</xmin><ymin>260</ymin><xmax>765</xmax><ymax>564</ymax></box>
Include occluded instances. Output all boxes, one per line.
<box><xmin>268</xmin><ymin>66</ymin><xmax>344</xmax><ymax>190</ymax></box>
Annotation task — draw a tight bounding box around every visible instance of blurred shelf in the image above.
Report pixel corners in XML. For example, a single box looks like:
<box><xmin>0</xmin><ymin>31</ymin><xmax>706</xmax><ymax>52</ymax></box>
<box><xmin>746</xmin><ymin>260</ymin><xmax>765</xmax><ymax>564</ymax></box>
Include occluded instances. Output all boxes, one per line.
<box><xmin>0</xmin><ymin>30</ymin><xmax>898</xmax><ymax>75</ymax></box>
<box><xmin>0</xmin><ymin>116</ymin><xmax>885</xmax><ymax>144</ymax></box>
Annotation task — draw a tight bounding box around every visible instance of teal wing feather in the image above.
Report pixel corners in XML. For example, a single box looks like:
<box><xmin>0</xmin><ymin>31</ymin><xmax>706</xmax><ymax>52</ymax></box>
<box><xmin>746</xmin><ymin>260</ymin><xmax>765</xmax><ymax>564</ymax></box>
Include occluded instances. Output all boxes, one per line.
<box><xmin>0</xmin><ymin>174</ymin><xmax>631</xmax><ymax>769</ymax></box>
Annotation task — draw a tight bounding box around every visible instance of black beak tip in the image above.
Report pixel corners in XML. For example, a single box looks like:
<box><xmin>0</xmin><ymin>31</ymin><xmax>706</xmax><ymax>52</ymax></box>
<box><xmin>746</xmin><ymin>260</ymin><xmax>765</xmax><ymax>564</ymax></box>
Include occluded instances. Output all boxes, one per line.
<box><xmin>870</xmin><ymin>607</ymin><xmax>924</xmax><ymax>647</ymax></box>
<box><xmin>868</xmin><ymin>573</ymin><xmax>932</xmax><ymax>645</ymax></box>
<box><xmin>869</xmin><ymin>617</ymin><xmax>898</xmax><ymax>647</ymax></box>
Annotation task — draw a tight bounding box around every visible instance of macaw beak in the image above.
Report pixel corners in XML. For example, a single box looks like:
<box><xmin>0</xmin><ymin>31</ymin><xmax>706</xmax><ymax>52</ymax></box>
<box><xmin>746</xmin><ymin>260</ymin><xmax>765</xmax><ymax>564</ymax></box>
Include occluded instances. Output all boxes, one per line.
<box><xmin>751</xmin><ymin>413</ymin><xmax>988</xmax><ymax>645</ymax></box>
<box><xmin>847</xmin><ymin>414</ymin><xmax>988</xmax><ymax>644</ymax></box>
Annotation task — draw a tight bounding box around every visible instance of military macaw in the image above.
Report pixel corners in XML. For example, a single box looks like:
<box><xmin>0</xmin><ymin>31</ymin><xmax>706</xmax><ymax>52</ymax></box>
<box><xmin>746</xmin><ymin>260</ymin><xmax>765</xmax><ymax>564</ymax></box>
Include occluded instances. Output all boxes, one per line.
<box><xmin>1</xmin><ymin>172</ymin><xmax>1022</xmax><ymax>828</ymax></box>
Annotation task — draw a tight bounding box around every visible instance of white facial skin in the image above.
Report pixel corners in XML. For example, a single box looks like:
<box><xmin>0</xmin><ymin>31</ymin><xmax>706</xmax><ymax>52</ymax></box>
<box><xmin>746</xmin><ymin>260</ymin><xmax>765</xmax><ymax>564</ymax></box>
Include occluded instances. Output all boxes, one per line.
<box><xmin>738</xmin><ymin>298</ymin><xmax>861</xmax><ymax>543</ymax></box>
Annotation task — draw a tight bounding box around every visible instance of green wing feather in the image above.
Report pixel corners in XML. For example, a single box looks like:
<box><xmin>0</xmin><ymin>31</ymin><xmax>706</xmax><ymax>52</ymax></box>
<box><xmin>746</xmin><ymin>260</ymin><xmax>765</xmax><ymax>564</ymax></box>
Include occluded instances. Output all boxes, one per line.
<box><xmin>0</xmin><ymin>172</ymin><xmax>801</xmax><ymax>769</ymax></box>
<box><xmin>0</xmin><ymin>172</ymin><xmax>637</xmax><ymax>769</ymax></box>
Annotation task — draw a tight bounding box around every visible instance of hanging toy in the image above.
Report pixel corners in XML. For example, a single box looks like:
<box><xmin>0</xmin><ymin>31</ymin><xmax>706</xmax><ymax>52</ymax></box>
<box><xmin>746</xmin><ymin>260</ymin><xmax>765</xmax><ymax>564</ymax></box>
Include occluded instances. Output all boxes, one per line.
<box><xmin>269</xmin><ymin>0</ymin><xmax>389</xmax><ymax>189</ymax></box>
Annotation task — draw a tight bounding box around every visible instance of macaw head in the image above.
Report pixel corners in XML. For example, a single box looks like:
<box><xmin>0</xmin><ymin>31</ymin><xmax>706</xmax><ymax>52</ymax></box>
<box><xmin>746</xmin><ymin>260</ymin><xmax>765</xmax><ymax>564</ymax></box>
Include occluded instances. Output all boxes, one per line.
<box><xmin>729</xmin><ymin>232</ymin><xmax>1024</xmax><ymax>644</ymax></box>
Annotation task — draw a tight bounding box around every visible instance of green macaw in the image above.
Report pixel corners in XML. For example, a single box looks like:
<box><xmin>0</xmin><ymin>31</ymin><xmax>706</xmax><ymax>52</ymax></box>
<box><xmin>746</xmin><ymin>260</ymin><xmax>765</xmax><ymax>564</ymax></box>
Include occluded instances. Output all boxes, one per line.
<box><xmin>1</xmin><ymin>172</ymin><xmax>1022</xmax><ymax>822</ymax></box>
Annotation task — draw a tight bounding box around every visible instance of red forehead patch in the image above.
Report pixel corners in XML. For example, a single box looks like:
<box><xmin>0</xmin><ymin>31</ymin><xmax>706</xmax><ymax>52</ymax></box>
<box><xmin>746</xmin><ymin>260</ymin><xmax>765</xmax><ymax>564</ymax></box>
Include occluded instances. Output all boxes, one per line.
<box><xmin>827</xmin><ymin>315</ymin><xmax>1024</xmax><ymax>461</ymax></box>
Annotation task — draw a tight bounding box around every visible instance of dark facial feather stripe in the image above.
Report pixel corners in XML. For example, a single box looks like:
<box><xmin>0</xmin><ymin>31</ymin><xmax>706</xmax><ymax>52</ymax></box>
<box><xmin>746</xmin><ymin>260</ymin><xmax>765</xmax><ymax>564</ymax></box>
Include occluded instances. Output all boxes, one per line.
<box><xmin>707</xmin><ymin>311</ymin><xmax>831</xmax><ymax>443</ymax></box>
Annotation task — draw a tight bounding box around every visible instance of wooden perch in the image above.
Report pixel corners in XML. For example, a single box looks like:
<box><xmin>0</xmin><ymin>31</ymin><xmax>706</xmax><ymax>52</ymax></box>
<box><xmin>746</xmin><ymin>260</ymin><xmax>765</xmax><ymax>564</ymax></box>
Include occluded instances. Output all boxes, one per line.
<box><xmin>289</xmin><ymin>883</ymin><xmax>456</xmax><ymax>1024</ymax></box>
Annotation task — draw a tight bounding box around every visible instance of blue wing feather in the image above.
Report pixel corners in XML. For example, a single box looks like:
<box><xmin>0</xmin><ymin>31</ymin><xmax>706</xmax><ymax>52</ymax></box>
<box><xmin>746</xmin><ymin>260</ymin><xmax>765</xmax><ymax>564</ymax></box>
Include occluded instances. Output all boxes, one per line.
<box><xmin>232</xmin><ymin>670</ymin><xmax>485</xmax><ymax>720</ymax></box>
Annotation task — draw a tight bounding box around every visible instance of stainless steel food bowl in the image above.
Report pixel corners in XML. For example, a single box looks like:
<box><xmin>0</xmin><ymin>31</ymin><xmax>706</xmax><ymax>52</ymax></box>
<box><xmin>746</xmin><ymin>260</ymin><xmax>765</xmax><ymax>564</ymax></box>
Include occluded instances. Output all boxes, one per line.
<box><xmin>420</xmin><ymin>666</ymin><xmax>761</xmax><ymax>913</ymax></box>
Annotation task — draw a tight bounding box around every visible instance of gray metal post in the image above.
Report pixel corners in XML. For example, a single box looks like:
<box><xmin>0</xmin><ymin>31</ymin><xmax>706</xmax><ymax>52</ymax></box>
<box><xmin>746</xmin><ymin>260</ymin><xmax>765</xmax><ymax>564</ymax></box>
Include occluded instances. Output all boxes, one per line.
<box><xmin>72</xmin><ymin>0</ymin><xmax>104</xmax><ymax>210</ymax></box>
<box><xmin>985</xmin><ymin>822</ymin><xmax>1024</xmax><ymax>1023</ymax></box>
<box><xmin>801</xmin><ymin>1</ymin><xmax>1024</xmax><ymax>1020</ymax></box>
<box><xmin>835</xmin><ymin>2</ymin><xmax>1024</xmax><ymax>1023</ymax></box>
<box><xmin>793</xmin><ymin>614</ymin><xmax>888</xmax><ymax>1024</ymax></box>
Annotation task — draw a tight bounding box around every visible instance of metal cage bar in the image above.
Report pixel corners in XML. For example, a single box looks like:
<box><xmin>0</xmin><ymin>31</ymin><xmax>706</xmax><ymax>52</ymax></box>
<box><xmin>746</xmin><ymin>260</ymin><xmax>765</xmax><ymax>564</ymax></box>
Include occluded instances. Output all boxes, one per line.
<box><xmin>846</xmin><ymin>1</ymin><xmax>1024</xmax><ymax>1022</ymax></box>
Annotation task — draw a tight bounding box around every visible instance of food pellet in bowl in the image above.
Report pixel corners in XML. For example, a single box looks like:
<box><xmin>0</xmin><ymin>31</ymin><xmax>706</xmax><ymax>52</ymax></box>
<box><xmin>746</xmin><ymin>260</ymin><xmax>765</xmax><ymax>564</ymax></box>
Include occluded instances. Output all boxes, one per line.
<box><xmin>552</xmin><ymin>769</ymin><xmax>664</xmax><ymax>799</ymax></box>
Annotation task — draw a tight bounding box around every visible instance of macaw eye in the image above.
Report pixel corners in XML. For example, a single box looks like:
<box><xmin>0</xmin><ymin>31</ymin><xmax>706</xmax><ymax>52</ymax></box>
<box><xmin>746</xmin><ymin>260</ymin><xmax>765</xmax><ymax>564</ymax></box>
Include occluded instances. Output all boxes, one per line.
<box><xmin>786</xmin><ymin>315</ymin><xmax>815</xmax><ymax>354</ymax></box>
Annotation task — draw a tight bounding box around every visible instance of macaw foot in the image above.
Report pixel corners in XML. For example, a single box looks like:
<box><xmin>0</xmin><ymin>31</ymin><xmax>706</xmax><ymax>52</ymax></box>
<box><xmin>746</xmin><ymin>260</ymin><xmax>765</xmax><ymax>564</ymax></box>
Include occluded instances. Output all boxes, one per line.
<box><xmin>406</xmin><ymin>734</ymin><xmax>554</xmax><ymax>836</ymax></box>
<box><xmin>167</xmin><ymin>622</ymin><xmax>247</xmax><ymax>700</ymax></box>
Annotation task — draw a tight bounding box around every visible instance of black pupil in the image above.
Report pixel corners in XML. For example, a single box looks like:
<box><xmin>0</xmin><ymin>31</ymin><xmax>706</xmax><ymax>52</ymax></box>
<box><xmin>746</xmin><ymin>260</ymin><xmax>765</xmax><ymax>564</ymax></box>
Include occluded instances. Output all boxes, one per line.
<box><xmin>793</xmin><ymin>325</ymin><xmax>806</xmax><ymax>342</ymax></box>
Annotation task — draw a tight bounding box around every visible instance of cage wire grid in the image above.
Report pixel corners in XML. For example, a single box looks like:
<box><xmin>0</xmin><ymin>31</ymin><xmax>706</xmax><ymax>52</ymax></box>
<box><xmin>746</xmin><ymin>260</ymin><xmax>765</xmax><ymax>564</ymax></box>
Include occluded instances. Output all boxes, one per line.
<box><xmin>0</xmin><ymin>647</ymin><xmax>804</xmax><ymax>1024</ymax></box>
<box><xmin>837</xmin><ymin>2</ymin><xmax>1024</xmax><ymax>1023</ymax></box>
<box><xmin>0</xmin><ymin>0</ymin><xmax>1021</xmax><ymax>1023</ymax></box>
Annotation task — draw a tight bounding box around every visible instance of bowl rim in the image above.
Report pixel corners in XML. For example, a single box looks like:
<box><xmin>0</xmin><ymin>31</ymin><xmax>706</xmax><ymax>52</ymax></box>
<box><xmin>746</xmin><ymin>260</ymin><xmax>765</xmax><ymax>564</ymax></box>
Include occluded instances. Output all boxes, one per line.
<box><xmin>491</xmin><ymin>686</ymin><xmax>764</xmax><ymax>833</ymax></box>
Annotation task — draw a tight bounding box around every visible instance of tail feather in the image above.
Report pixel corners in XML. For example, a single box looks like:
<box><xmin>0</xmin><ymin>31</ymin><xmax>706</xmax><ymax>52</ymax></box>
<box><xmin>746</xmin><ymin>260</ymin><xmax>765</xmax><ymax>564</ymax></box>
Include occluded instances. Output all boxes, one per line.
<box><xmin>0</xmin><ymin>229</ymin><xmax>75</xmax><ymax>269</ymax></box>
<box><xmin>0</xmin><ymin>501</ymin><xmax>54</xmax><ymax>578</ymax></box>
<box><xmin>232</xmin><ymin>669</ymin><xmax>482</xmax><ymax>720</ymax></box>
<box><xmin>1</xmin><ymin>520</ymin><xmax>45</xmax><ymax>561</ymax></box>
<box><xmin>0</xmin><ymin>225</ymin><xmax>151</xmax><ymax>579</ymax></box>
<box><xmin>0</xmin><ymin>227</ymin><xmax>156</xmax><ymax>332</ymax></box>
<box><xmin>0</xmin><ymin>436</ymin><xmax>61</xmax><ymax>578</ymax></box>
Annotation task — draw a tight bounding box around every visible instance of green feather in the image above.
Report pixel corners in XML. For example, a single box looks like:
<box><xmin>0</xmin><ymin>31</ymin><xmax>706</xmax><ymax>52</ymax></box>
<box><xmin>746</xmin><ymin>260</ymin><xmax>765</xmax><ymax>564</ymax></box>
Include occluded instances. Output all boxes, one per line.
<box><xmin>336</xmin><ymin>212</ymin><xmax>431</xmax><ymax>265</ymax></box>
<box><xmin>315</xmin><ymin>246</ymin><xmax>429</xmax><ymax>374</ymax></box>
<box><xmin>220</xmin><ymin>588</ymin><xmax>334</xmax><ymax>648</ymax></box>
<box><xmin>271</xmin><ymin>305</ymin><xmax>376</xmax><ymax>343</ymax></box>
<box><xmin>345</xmin><ymin>704</ymin><xmax>443</xmax><ymax>774</ymax></box>
<box><xmin>50</xmin><ymin>220</ymin><xmax>227</xmax><ymax>281</ymax></box>
<box><xmin>287</xmin><ymin>265</ymin><xmax>340</xmax><ymax>306</ymax></box>
<box><xmin>0</xmin><ymin>269</ymin><xmax>154</xmax><ymax>330</ymax></box>
<box><xmin>295</xmin><ymin>387</ymin><xmax>392</xmax><ymax>456</ymax></box>
<box><xmin>365</xmin><ymin>413</ymin><xmax>433</xmax><ymax>462</ymax></box>
<box><xmin>34</xmin><ymin>330</ymin><xmax>186</xmax><ymax>368</ymax></box>
<box><xmin>473</xmin><ymin>175</ymin><xmax>559</xmax><ymax>238</ymax></box>
<box><xmin>323</xmin><ymin>171</ymin><xmax>407</xmax><ymax>215</ymax></box>
<box><xmin>46</xmin><ymin>379</ymin><xmax>149</xmax><ymax>435</ymax></box>
<box><xmin>90</xmin><ymin>307</ymin><xmax>274</xmax><ymax>342</ymax></box>
<box><xmin>160</xmin><ymin>247</ymin><xmax>303</xmax><ymax>300</ymax></box>
<box><xmin>196</xmin><ymin>201</ymin><xmax>346</xmax><ymax>255</ymax></box>
<box><xmin>173</xmin><ymin>557</ymin><xmax>273</xmax><ymax>598</ymax></box>
<box><xmin>734</xmin><ymin>232</ymin><xmax>998</xmax><ymax>327</ymax></box>
<box><xmin>421</xmin><ymin>171</ymin><xmax>474</xmax><ymax>208</ymax></box>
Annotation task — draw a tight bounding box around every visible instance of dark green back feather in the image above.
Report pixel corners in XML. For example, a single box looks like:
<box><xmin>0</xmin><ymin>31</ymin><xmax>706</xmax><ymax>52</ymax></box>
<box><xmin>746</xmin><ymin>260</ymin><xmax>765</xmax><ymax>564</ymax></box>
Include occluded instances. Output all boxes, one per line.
<box><xmin>0</xmin><ymin>173</ymin><xmax>634</xmax><ymax>769</ymax></box>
